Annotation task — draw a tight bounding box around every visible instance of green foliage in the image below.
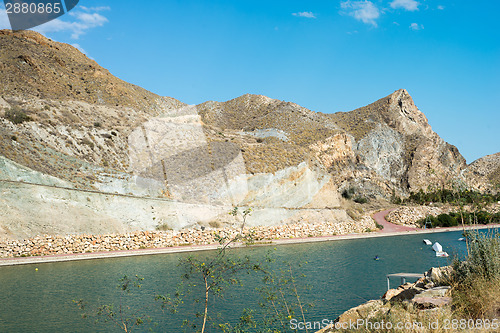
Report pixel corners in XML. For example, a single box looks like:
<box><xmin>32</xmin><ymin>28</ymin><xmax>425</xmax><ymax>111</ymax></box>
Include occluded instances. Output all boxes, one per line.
<box><xmin>437</xmin><ymin>213</ymin><xmax>459</xmax><ymax>227</ymax></box>
<box><xmin>4</xmin><ymin>105</ymin><xmax>32</xmax><ymax>124</ymax></box>
<box><xmin>390</xmin><ymin>189</ymin><xmax>402</xmax><ymax>204</ymax></box>
<box><xmin>451</xmin><ymin>230</ymin><xmax>500</xmax><ymax>319</ymax></box>
<box><xmin>173</xmin><ymin>210</ymin><xmax>261</xmax><ymax>332</ymax></box>
<box><xmin>417</xmin><ymin>211</ymin><xmax>500</xmax><ymax>228</ymax></box>
<box><xmin>179</xmin><ymin>250</ymin><xmax>262</xmax><ymax>332</ymax></box>
<box><xmin>341</xmin><ymin>188</ymin><xmax>355</xmax><ymax>199</ymax></box>
<box><xmin>341</xmin><ymin>188</ymin><xmax>368</xmax><ymax>204</ymax></box>
<box><xmin>216</xmin><ymin>255</ymin><xmax>313</xmax><ymax>333</ymax></box>
<box><xmin>456</xmin><ymin>230</ymin><xmax>500</xmax><ymax>280</ymax></box>
<box><xmin>229</xmin><ymin>207</ymin><xmax>253</xmax><ymax>232</ymax></box>
<box><xmin>407</xmin><ymin>189</ymin><xmax>499</xmax><ymax>206</ymax></box>
<box><xmin>76</xmin><ymin>210</ymin><xmax>311</xmax><ymax>332</ymax></box>
<box><xmin>353</xmin><ymin>196</ymin><xmax>368</xmax><ymax>204</ymax></box>
<box><xmin>73</xmin><ymin>275</ymin><xmax>156</xmax><ymax>332</ymax></box>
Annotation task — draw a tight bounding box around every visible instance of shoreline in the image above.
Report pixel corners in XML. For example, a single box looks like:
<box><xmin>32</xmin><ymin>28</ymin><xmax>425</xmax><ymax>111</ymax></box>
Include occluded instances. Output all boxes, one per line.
<box><xmin>1</xmin><ymin>220</ymin><xmax>498</xmax><ymax>267</ymax></box>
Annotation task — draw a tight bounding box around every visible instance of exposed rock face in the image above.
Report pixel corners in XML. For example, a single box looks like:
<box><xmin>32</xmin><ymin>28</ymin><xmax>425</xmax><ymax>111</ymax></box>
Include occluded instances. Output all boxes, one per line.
<box><xmin>329</xmin><ymin>89</ymin><xmax>469</xmax><ymax>197</ymax></box>
<box><xmin>195</xmin><ymin>89</ymin><xmax>476</xmax><ymax>200</ymax></box>
<box><xmin>0</xmin><ymin>30</ymin><xmax>497</xmax><ymax>239</ymax></box>
<box><xmin>464</xmin><ymin>152</ymin><xmax>500</xmax><ymax>192</ymax></box>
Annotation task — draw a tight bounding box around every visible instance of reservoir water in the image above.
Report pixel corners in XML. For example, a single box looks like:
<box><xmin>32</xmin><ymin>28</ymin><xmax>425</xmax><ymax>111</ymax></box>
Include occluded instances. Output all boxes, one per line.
<box><xmin>0</xmin><ymin>229</ymin><xmax>492</xmax><ymax>332</ymax></box>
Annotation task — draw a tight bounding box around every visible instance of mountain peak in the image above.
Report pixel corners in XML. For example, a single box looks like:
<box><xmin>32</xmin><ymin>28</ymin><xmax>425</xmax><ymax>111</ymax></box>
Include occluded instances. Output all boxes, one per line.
<box><xmin>0</xmin><ymin>29</ymin><xmax>172</xmax><ymax>114</ymax></box>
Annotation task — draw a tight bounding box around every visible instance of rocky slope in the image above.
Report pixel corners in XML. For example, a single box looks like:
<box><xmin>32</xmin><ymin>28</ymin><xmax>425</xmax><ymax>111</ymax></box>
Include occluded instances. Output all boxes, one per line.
<box><xmin>0</xmin><ymin>30</ymin><xmax>497</xmax><ymax>239</ymax></box>
<box><xmin>198</xmin><ymin>89</ymin><xmax>473</xmax><ymax>199</ymax></box>
<box><xmin>463</xmin><ymin>152</ymin><xmax>500</xmax><ymax>192</ymax></box>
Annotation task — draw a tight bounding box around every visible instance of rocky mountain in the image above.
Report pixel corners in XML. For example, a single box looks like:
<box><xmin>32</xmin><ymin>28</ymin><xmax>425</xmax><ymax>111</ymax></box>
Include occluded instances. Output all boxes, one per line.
<box><xmin>463</xmin><ymin>152</ymin><xmax>500</xmax><ymax>192</ymax></box>
<box><xmin>0</xmin><ymin>30</ymin><xmax>496</xmax><ymax>239</ymax></box>
<box><xmin>0</xmin><ymin>29</ymin><xmax>185</xmax><ymax>188</ymax></box>
<box><xmin>197</xmin><ymin>89</ymin><xmax>470</xmax><ymax>198</ymax></box>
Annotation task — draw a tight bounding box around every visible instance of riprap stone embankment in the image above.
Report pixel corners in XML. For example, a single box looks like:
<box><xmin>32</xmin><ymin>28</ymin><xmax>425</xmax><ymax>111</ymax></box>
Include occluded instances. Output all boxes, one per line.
<box><xmin>0</xmin><ymin>218</ymin><xmax>376</xmax><ymax>258</ymax></box>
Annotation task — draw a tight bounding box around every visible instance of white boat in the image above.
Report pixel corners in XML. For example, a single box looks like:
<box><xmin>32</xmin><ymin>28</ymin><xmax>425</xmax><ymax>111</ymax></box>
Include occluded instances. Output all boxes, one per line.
<box><xmin>432</xmin><ymin>242</ymin><xmax>443</xmax><ymax>252</ymax></box>
<box><xmin>436</xmin><ymin>251</ymin><xmax>449</xmax><ymax>257</ymax></box>
<box><xmin>458</xmin><ymin>237</ymin><xmax>466</xmax><ymax>241</ymax></box>
<box><xmin>423</xmin><ymin>239</ymin><xmax>432</xmax><ymax>245</ymax></box>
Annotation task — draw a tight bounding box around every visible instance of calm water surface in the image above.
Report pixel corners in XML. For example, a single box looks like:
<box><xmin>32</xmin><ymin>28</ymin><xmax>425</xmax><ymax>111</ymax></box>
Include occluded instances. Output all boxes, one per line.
<box><xmin>0</xmin><ymin>229</ymin><xmax>492</xmax><ymax>332</ymax></box>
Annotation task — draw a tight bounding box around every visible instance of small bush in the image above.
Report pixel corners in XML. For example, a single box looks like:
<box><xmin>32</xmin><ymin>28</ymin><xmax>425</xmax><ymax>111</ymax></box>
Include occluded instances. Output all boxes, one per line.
<box><xmin>4</xmin><ymin>106</ymin><xmax>31</xmax><ymax>124</ymax></box>
<box><xmin>451</xmin><ymin>230</ymin><xmax>500</xmax><ymax>319</ymax></box>
<box><xmin>353</xmin><ymin>196</ymin><xmax>368</xmax><ymax>204</ymax></box>
<box><xmin>156</xmin><ymin>223</ymin><xmax>172</xmax><ymax>231</ymax></box>
<box><xmin>390</xmin><ymin>189</ymin><xmax>402</xmax><ymax>204</ymax></box>
<box><xmin>407</xmin><ymin>189</ymin><xmax>499</xmax><ymax>206</ymax></box>
<box><xmin>341</xmin><ymin>187</ymin><xmax>355</xmax><ymax>199</ymax></box>
<box><xmin>437</xmin><ymin>213</ymin><xmax>458</xmax><ymax>227</ymax></box>
<box><xmin>419</xmin><ymin>211</ymin><xmax>500</xmax><ymax>228</ymax></box>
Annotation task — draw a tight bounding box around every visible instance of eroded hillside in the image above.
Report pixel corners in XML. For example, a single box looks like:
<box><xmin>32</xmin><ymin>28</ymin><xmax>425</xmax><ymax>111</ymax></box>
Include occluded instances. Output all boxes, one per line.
<box><xmin>0</xmin><ymin>30</ymin><xmax>497</xmax><ymax>239</ymax></box>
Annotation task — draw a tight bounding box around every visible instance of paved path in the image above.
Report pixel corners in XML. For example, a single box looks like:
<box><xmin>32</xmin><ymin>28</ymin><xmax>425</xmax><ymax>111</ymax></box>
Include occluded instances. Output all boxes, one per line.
<box><xmin>1</xmin><ymin>211</ymin><xmax>499</xmax><ymax>267</ymax></box>
<box><xmin>373</xmin><ymin>209</ymin><xmax>417</xmax><ymax>233</ymax></box>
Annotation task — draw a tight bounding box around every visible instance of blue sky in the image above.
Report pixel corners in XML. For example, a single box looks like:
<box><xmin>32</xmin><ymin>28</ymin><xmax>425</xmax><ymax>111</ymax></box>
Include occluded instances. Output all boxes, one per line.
<box><xmin>1</xmin><ymin>0</ymin><xmax>498</xmax><ymax>163</ymax></box>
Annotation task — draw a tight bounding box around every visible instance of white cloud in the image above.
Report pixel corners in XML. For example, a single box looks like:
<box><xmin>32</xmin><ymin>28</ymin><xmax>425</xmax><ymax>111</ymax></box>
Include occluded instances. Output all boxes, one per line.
<box><xmin>0</xmin><ymin>4</ymin><xmax>109</xmax><ymax>37</ymax></box>
<box><xmin>437</xmin><ymin>5</ymin><xmax>445</xmax><ymax>10</ymax></box>
<box><xmin>409</xmin><ymin>22</ymin><xmax>424</xmax><ymax>30</ymax></box>
<box><xmin>71</xmin><ymin>43</ymin><xmax>86</xmax><ymax>54</ymax></box>
<box><xmin>33</xmin><ymin>8</ymin><xmax>109</xmax><ymax>39</ymax></box>
<box><xmin>80</xmin><ymin>6</ymin><xmax>111</xmax><ymax>12</ymax></box>
<box><xmin>390</xmin><ymin>0</ymin><xmax>419</xmax><ymax>11</ymax></box>
<box><xmin>340</xmin><ymin>1</ymin><xmax>380</xmax><ymax>27</ymax></box>
<box><xmin>71</xmin><ymin>43</ymin><xmax>94</xmax><ymax>59</ymax></box>
<box><xmin>292</xmin><ymin>11</ymin><xmax>316</xmax><ymax>18</ymax></box>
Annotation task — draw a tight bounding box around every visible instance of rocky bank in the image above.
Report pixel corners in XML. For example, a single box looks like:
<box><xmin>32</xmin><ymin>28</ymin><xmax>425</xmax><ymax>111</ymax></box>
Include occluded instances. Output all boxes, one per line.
<box><xmin>386</xmin><ymin>203</ymin><xmax>500</xmax><ymax>227</ymax></box>
<box><xmin>317</xmin><ymin>266</ymin><xmax>455</xmax><ymax>333</ymax></box>
<box><xmin>0</xmin><ymin>217</ymin><xmax>376</xmax><ymax>258</ymax></box>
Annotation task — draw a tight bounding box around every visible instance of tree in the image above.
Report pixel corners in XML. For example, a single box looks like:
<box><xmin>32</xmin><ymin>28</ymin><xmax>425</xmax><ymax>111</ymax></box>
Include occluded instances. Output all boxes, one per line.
<box><xmin>75</xmin><ymin>207</ymin><xmax>311</xmax><ymax>332</ymax></box>
<box><xmin>74</xmin><ymin>275</ymin><xmax>154</xmax><ymax>332</ymax></box>
<box><xmin>179</xmin><ymin>210</ymin><xmax>261</xmax><ymax>333</ymax></box>
<box><xmin>229</xmin><ymin>206</ymin><xmax>253</xmax><ymax>232</ymax></box>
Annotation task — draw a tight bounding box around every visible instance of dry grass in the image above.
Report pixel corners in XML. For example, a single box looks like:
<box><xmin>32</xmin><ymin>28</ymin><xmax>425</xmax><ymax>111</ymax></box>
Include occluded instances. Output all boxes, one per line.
<box><xmin>452</xmin><ymin>276</ymin><xmax>500</xmax><ymax>320</ymax></box>
<box><xmin>450</xmin><ymin>230</ymin><xmax>500</xmax><ymax>320</ymax></box>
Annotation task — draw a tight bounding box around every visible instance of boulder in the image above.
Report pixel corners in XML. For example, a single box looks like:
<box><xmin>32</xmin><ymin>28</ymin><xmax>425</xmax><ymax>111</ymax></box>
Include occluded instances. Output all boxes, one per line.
<box><xmin>383</xmin><ymin>282</ymin><xmax>423</xmax><ymax>301</ymax></box>
<box><xmin>425</xmin><ymin>266</ymin><xmax>453</xmax><ymax>285</ymax></box>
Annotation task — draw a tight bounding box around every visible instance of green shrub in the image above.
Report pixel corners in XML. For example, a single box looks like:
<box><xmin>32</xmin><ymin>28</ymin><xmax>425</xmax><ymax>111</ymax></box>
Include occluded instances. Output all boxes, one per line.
<box><xmin>437</xmin><ymin>213</ymin><xmax>458</xmax><ymax>227</ymax></box>
<box><xmin>4</xmin><ymin>106</ymin><xmax>31</xmax><ymax>124</ymax></box>
<box><xmin>353</xmin><ymin>196</ymin><xmax>368</xmax><ymax>204</ymax></box>
<box><xmin>407</xmin><ymin>189</ymin><xmax>499</xmax><ymax>206</ymax></box>
<box><xmin>341</xmin><ymin>187</ymin><xmax>355</xmax><ymax>199</ymax></box>
<box><xmin>451</xmin><ymin>230</ymin><xmax>500</xmax><ymax>319</ymax></box>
